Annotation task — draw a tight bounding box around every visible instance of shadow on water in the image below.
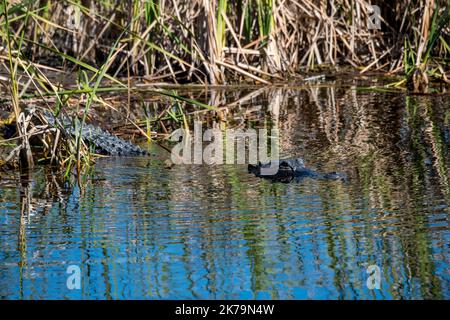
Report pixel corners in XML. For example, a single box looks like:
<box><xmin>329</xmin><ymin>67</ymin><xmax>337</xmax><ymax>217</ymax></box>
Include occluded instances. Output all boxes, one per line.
<box><xmin>0</xmin><ymin>84</ymin><xmax>449</xmax><ymax>299</ymax></box>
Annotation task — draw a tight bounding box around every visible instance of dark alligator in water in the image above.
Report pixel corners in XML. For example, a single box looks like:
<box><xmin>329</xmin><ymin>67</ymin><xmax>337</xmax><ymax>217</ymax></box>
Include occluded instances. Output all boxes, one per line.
<box><xmin>248</xmin><ymin>158</ymin><xmax>346</xmax><ymax>182</ymax></box>
<box><xmin>41</xmin><ymin>110</ymin><xmax>149</xmax><ymax>156</ymax></box>
<box><xmin>4</xmin><ymin>109</ymin><xmax>347</xmax><ymax>180</ymax></box>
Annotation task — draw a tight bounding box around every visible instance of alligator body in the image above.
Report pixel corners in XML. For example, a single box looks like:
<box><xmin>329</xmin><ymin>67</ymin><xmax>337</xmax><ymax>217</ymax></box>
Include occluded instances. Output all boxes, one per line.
<box><xmin>42</xmin><ymin>110</ymin><xmax>149</xmax><ymax>156</ymax></box>
<box><xmin>248</xmin><ymin>158</ymin><xmax>346</xmax><ymax>182</ymax></box>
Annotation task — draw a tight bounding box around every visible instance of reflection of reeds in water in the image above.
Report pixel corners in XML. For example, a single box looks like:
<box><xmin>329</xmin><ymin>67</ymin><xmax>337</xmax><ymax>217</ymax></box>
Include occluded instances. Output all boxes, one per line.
<box><xmin>406</xmin><ymin>96</ymin><xmax>449</xmax><ymax>198</ymax></box>
<box><xmin>175</xmin><ymin>85</ymin><xmax>448</xmax><ymax>294</ymax></box>
<box><xmin>1</xmin><ymin>84</ymin><xmax>448</xmax><ymax>298</ymax></box>
<box><xmin>143</xmin><ymin>86</ymin><xmax>449</xmax><ymax>297</ymax></box>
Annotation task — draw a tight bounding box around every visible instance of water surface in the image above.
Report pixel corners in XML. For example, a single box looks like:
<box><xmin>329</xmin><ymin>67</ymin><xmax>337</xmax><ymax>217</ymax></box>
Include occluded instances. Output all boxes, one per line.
<box><xmin>0</xmin><ymin>85</ymin><xmax>449</xmax><ymax>299</ymax></box>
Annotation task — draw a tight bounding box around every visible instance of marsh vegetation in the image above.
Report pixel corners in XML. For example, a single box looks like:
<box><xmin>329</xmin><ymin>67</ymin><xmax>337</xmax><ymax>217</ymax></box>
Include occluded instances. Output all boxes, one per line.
<box><xmin>0</xmin><ymin>0</ymin><xmax>449</xmax><ymax>172</ymax></box>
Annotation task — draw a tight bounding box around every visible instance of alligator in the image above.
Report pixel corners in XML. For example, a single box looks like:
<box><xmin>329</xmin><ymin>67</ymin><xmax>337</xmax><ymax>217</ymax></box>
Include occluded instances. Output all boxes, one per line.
<box><xmin>3</xmin><ymin>109</ymin><xmax>348</xmax><ymax>181</ymax></box>
<box><xmin>40</xmin><ymin>109</ymin><xmax>150</xmax><ymax>156</ymax></box>
<box><xmin>43</xmin><ymin>112</ymin><xmax>346</xmax><ymax>182</ymax></box>
<box><xmin>248</xmin><ymin>158</ymin><xmax>346</xmax><ymax>182</ymax></box>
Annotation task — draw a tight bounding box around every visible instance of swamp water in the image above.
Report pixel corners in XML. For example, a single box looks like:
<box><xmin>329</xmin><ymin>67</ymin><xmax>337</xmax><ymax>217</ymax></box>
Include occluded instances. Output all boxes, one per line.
<box><xmin>0</xmin><ymin>83</ymin><xmax>449</xmax><ymax>299</ymax></box>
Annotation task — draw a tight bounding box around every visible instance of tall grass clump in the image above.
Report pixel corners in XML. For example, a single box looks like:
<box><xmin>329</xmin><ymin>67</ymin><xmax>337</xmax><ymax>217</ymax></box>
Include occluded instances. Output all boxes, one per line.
<box><xmin>0</xmin><ymin>0</ymin><xmax>448</xmax><ymax>86</ymax></box>
<box><xmin>1</xmin><ymin>0</ymin><xmax>34</xmax><ymax>168</ymax></box>
<box><xmin>404</xmin><ymin>0</ymin><xmax>450</xmax><ymax>92</ymax></box>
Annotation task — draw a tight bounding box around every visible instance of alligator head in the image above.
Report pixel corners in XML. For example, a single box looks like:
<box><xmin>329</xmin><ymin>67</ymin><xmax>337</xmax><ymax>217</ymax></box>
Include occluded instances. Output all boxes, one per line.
<box><xmin>248</xmin><ymin>157</ymin><xmax>346</xmax><ymax>183</ymax></box>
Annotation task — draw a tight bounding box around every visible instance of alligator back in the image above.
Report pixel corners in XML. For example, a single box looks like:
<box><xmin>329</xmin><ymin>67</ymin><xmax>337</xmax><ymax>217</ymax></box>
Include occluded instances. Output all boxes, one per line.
<box><xmin>42</xmin><ymin>110</ymin><xmax>149</xmax><ymax>156</ymax></box>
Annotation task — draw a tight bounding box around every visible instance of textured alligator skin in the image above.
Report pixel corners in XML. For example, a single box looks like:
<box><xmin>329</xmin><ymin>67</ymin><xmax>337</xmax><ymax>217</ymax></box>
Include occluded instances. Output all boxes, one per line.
<box><xmin>42</xmin><ymin>110</ymin><xmax>149</xmax><ymax>156</ymax></box>
<box><xmin>248</xmin><ymin>158</ymin><xmax>346</xmax><ymax>182</ymax></box>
